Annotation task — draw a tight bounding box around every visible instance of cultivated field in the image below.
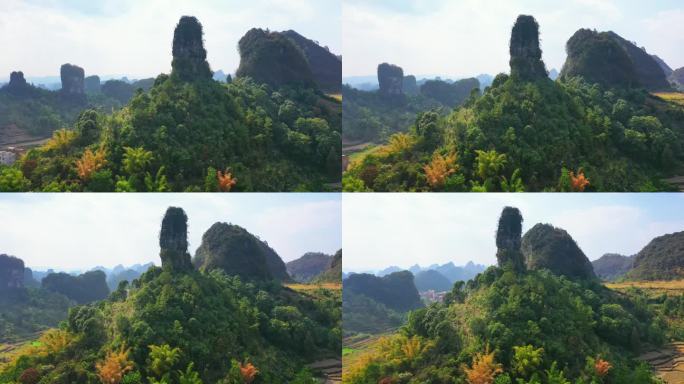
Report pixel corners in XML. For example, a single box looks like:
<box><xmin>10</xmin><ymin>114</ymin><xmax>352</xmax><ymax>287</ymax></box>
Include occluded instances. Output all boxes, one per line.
<box><xmin>654</xmin><ymin>92</ymin><xmax>684</xmax><ymax>107</ymax></box>
<box><xmin>285</xmin><ymin>282</ymin><xmax>341</xmax><ymax>292</ymax></box>
<box><xmin>605</xmin><ymin>280</ymin><xmax>684</xmax><ymax>295</ymax></box>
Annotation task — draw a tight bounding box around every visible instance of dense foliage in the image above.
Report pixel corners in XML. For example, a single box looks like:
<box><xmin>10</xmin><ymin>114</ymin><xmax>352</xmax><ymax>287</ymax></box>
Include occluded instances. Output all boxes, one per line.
<box><xmin>591</xmin><ymin>254</ymin><xmax>634</xmax><ymax>282</ymax></box>
<box><xmin>343</xmin><ymin>291</ymin><xmax>405</xmax><ymax>335</ymax></box>
<box><xmin>626</xmin><ymin>231</ymin><xmax>684</xmax><ymax>281</ymax></box>
<box><xmin>41</xmin><ymin>270</ymin><xmax>110</xmax><ymax>304</ymax></box>
<box><xmin>0</xmin><ymin>287</ymin><xmax>73</xmax><ymax>342</ymax></box>
<box><xmin>344</xmin><ymin>75</ymin><xmax>684</xmax><ymax>191</ymax></box>
<box><xmin>0</xmin><ymin>268</ymin><xmax>340</xmax><ymax>384</ymax></box>
<box><xmin>2</xmin><ymin>75</ymin><xmax>341</xmax><ymax>191</ymax></box>
<box><xmin>286</xmin><ymin>252</ymin><xmax>333</xmax><ymax>283</ymax></box>
<box><xmin>345</xmin><ymin>266</ymin><xmax>667</xmax><ymax>383</ymax></box>
<box><xmin>344</xmin><ymin>271</ymin><xmax>422</xmax><ymax>313</ymax></box>
<box><xmin>193</xmin><ymin>222</ymin><xmax>290</xmax><ymax>282</ymax></box>
<box><xmin>312</xmin><ymin>249</ymin><xmax>342</xmax><ymax>284</ymax></box>
<box><xmin>522</xmin><ymin>224</ymin><xmax>596</xmax><ymax>280</ymax></box>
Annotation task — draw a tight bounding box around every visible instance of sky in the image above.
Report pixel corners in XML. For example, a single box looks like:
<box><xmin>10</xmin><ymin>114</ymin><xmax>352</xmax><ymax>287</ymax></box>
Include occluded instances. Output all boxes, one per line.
<box><xmin>0</xmin><ymin>193</ymin><xmax>341</xmax><ymax>271</ymax></box>
<box><xmin>343</xmin><ymin>0</ymin><xmax>684</xmax><ymax>78</ymax></box>
<box><xmin>0</xmin><ymin>0</ymin><xmax>341</xmax><ymax>80</ymax></box>
<box><xmin>343</xmin><ymin>193</ymin><xmax>684</xmax><ymax>272</ymax></box>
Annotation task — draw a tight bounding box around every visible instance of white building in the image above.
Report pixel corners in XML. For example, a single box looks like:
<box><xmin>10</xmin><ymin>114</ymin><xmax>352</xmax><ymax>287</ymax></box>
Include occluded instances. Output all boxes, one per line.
<box><xmin>0</xmin><ymin>151</ymin><xmax>17</xmax><ymax>165</ymax></box>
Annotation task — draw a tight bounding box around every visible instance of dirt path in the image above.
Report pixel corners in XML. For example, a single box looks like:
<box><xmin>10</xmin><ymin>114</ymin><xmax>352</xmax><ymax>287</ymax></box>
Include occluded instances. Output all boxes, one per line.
<box><xmin>639</xmin><ymin>342</ymin><xmax>684</xmax><ymax>383</ymax></box>
<box><xmin>309</xmin><ymin>358</ymin><xmax>341</xmax><ymax>383</ymax></box>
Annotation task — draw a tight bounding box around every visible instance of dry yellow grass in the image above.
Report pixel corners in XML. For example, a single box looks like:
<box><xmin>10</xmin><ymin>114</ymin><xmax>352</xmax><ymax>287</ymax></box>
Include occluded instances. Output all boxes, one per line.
<box><xmin>285</xmin><ymin>282</ymin><xmax>341</xmax><ymax>291</ymax></box>
<box><xmin>653</xmin><ymin>92</ymin><xmax>684</xmax><ymax>107</ymax></box>
<box><xmin>605</xmin><ymin>280</ymin><xmax>684</xmax><ymax>295</ymax></box>
<box><xmin>327</xmin><ymin>94</ymin><xmax>342</xmax><ymax>102</ymax></box>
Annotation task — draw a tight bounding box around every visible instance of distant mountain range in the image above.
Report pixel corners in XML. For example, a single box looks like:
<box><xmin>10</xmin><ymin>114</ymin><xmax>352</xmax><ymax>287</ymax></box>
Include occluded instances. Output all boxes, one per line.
<box><xmin>375</xmin><ymin>261</ymin><xmax>485</xmax><ymax>283</ymax></box>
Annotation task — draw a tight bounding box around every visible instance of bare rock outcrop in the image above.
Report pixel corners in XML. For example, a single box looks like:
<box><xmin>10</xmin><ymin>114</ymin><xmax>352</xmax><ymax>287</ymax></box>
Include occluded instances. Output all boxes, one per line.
<box><xmin>171</xmin><ymin>16</ymin><xmax>212</xmax><ymax>81</ymax></box>
<box><xmin>159</xmin><ymin>207</ymin><xmax>193</xmax><ymax>272</ymax></box>
<box><xmin>60</xmin><ymin>63</ymin><xmax>85</xmax><ymax>95</ymax></box>
<box><xmin>0</xmin><ymin>254</ymin><xmax>25</xmax><ymax>290</ymax></box>
<box><xmin>495</xmin><ymin>207</ymin><xmax>525</xmax><ymax>272</ymax></box>
<box><xmin>377</xmin><ymin>63</ymin><xmax>404</xmax><ymax>96</ymax></box>
<box><xmin>509</xmin><ymin>15</ymin><xmax>547</xmax><ymax>81</ymax></box>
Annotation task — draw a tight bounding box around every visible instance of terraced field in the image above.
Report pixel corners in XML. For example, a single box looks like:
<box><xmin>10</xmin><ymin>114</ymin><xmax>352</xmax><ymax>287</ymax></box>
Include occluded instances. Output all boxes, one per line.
<box><xmin>605</xmin><ymin>279</ymin><xmax>684</xmax><ymax>295</ymax></box>
<box><xmin>639</xmin><ymin>342</ymin><xmax>684</xmax><ymax>383</ymax></box>
<box><xmin>654</xmin><ymin>92</ymin><xmax>684</xmax><ymax>107</ymax></box>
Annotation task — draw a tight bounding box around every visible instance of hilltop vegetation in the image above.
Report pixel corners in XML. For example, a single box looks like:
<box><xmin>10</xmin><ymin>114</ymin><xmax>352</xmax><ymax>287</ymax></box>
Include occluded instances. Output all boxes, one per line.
<box><xmin>344</xmin><ymin>15</ymin><xmax>684</xmax><ymax>192</ymax></box>
<box><xmin>0</xmin><ymin>16</ymin><xmax>341</xmax><ymax>192</ymax></box>
<box><xmin>342</xmin><ymin>63</ymin><xmax>480</xmax><ymax>143</ymax></box>
<box><xmin>626</xmin><ymin>231</ymin><xmax>684</xmax><ymax>281</ymax></box>
<box><xmin>0</xmin><ymin>207</ymin><xmax>340</xmax><ymax>384</ymax></box>
<box><xmin>345</xmin><ymin>207</ymin><xmax>671</xmax><ymax>383</ymax></box>
<box><xmin>287</xmin><ymin>252</ymin><xmax>334</xmax><ymax>283</ymax></box>
<box><xmin>592</xmin><ymin>254</ymin><xmax>635</xmax><ymax>281</ymax></box>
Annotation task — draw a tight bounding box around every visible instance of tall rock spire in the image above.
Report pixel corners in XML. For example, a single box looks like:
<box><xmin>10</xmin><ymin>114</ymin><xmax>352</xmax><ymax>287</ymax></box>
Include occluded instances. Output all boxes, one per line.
<box><xmin>495</xmin><ymin>206</ymin><xmax>525</xmax><ymax>272</ymax></box>
<box><xmin>159</xmin><ymin>207</ymin><xmax>193</xmax><ymax>272</ymax></box>
<box><xmin>171</xmin><ymin>16</ymin><xmax>212</xmax><ymax>81</ymax></box>
<box><xmin>509</xmin><ymin>15</ymin><xmax>547</xmax><ymax>81</ymax></box>
<box><xmin>377</xmin><ymin>63</ymin><xmax>404</xmax><ymax>96</ymax></box>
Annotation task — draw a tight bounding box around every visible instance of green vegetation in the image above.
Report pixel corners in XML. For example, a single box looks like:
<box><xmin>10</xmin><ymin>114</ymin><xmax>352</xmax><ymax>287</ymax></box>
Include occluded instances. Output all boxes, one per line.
<box><xmin>1</xmin><ymin>17</ymin><xmax>341</xmax><ymax>192</ymax></box>
<box><xmin>0</xmin><ymin>288</ymin><xmax>73</xmax><ymax>343</ymax></box>
<box><xmin>41</xmin><ymin>270</ymin><xmax>110</xmax><ymax>304</ymax></box>
<box><xmin>0</xmin><ymin>207</ymin><xmax>341</xmax><ymax>384</ymax></box>
<box><xmin>344</xmin><ymin>16</ymin><xmax>684</xmax><ymax>192</ymax></box>
<box><xmin>344</xmin><ymin>207</ymin><xmax>673</xmax><ymax>383</ymax></box>
<box><xmin>626</xmin><ymin>231</ymin><xmax>684</xmax><ymax>281</ymax></box>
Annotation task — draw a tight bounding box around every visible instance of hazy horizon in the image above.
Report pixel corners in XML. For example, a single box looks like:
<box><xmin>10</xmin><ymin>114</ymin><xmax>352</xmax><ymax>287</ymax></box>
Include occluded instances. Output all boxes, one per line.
<box><xmin>343</xmin><ymin>194</ymin><xmax>684</xmax><ymax>272</ymax></box>
<box><xmin>0</xmin><ymin>194</ymin><xmax>341</xmax><ymax>270</ymax></box>
<box><xmin>343</xmin><ymin>0</ymin><xmax>684</xmax><ymax>78</ymax></box>
<box><xmin>0</xmin><ymin>0</ymin><xmax>341</xmax><ymax>79</ymax></box>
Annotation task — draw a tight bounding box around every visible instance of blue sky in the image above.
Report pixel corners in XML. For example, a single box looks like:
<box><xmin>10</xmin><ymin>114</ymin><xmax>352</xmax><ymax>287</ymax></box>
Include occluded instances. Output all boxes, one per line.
<box><xmin>0</xmin><ymin>193</ymin><xmax>341</xmax><ymax>270</ymax></box>
<box><xmin>343</xmin><ymin>193</ymin><xmax>684</xmax><ymax>272</ymax></box>
<box><xmin>343</xmin><ymin>0</ymin><xmax>684</xmax><ymax>78</ymax></box>
<box><xmin>0</xmin><ymin>0</ymin><xmax>341</xmax><ymax>79</ymax></box>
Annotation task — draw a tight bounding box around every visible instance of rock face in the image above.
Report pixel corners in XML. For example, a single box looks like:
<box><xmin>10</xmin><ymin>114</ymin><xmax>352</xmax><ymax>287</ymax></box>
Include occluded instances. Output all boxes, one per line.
<box><xmin>560</xmin><ymin>29</ymin><xmax>670</xmax><ymax>90</ymax></box>
<box><xmin>669</xmin><ymin>67</ymin><xmax>684</xmax><ymax>90</ymax></box>
<box><xmin>60</xmin><ymin>63</ymin><xmax>85</xmax><ymax>95</ymax></box>
<box><xmin>403</xmin><ymin>75</ymin><xmax>418</xmax><ymax>95</ymax></box>
<box><xmin>313</xmin><ymin>249</ymin><xmax>342</xmax><ymax>283</ymax></box>
<box><xmin>281</xmin><ymin>30</ymin><xmax>342</xmax><ymax>93</ymax></box>
<box><xmin>193</xmin><ymin>222</ymin><xmax>290</xmax><ymax>281</ymax></box>
<box><xmin>0</xmin><ymin>254</ymin><xmax>25</xmax><ymax>290</ymax></box>
<box><xmin>522</xmin><ymin>223</ymin><xmax>596</xmax><ymax>280</ymax></box>
<box><xmin>509</xmin><ymin>15</ymin><xmax>547</xmax><ymax>80</ymax></box>
<box><xmin>377</xmin><ymin>63</ymin><xmax>404</xmax><ymax>96</ymax></box>
<box><xmin>7</xmin><ymin>71</ymin><xmax>28</xmax><ymax>94</ymax></box>
<box><xmin>236</xmin><ymin>28</ymin><xmax>315</xmax><ymax>88</ymax></box>
<box><xmin>344</xmin><ymin>270</ymin><xmax>422</xmax><ymax>312</ymax></box>
<box><xmin>495</xmin><ymin>207</ymin><xmax>525</xmax><ymax>272</ymax></box>
<box><xmin>592</xmin><ymin>253</ymin><xmax>635</xmax><ymax>281</ymax></box>
<box><xmin>652</xmin><ymin>55</ymin><xmax>673</xmax><ymax>77</ymax></box>
<box><xmin>171</xmin><ymin>16</ymin><xmax>212</xmax><ymax>81</ymax></box>
<box><xmin>626</xmin><ymin>231</ymin><xmax>684</xmax><ymax>281</ymax></box>
<box><xmin>84</xmin><ymin>75</ymin><xmax>101</xmax><ymax>93</ymax></box>
<box><xmin>159</xmin><ymin>207</ymin><xmax>193</xmax><ymax>272</ymax></box>
<box><xmin>560</xmin><ymin>29</ymin><xmax>638</xmax><ymax>88</ymax></box>
<box><xmin>286</xmin><ymin>252</ymin><xmax>332</xmax><ymax>282</ymax></box>
<box><xmin>606</xmin><ymin>32</ymin><xmax>670</xmax><ymax>90</ymax></box>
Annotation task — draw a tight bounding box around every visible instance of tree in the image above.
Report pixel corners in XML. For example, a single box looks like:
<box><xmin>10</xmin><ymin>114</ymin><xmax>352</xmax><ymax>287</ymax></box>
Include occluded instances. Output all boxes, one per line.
<box><xmin>75</xmin><ymin>148</ymin><xmax>107</xmax><ymax>181</ymax></box>
<box><xmin>122</xmin><ymin>147</ymin><xmax>153</xmax><ymax>176</ymax></box>
<box><xmin>96</xmin><ymin>346</ymin><xmax>134</xmax><ymax>384</ymax></box>
<box><xmin>569</xmin><ymin>169</ymin><xmax>589</xmax><ymax>192</ymax></box>
<box><xmin>474</xmin><ymin>150</ymin><xmax>507</xmax><ymax>182</ymax></box>
<box><xmin>0</xmin><ymin>167</ymin><xmax>30</xmax><ymax>191</ymax></box>
<box><xmin>462</xmin><ymin>349</ymin><xmax>503</xmax><ymax>384</ymax></box>
<box><xmin>147</xmin><ymin>344</ymin><xmax>181</xmax><ymax>380</ymax></box>
<box><xmin>178</xmin><ymin>363</ymin><xmax>203</xmax><ymax>384</ymax></box>
<box><xmin>239</xmin><ymin>362</ymin><xmax>258</xmax><ymax>384</ymax></box>
<box><xmin>512</xmin><ymin>345</ymin><xmax>543</xmax><ymax>378</ymax></box>
<box><xmin>217</xmin><ymin>169</ymin><xmax>237</xmax><ymax>192</ymax></box>
<box><xmin>424</xmin><ymin>151</ymin><xmax>458</xmax><ymax>189</ymax></box>
<box><xmin>44</xmin><ymin>129</ymin><xmax>77</xmax><ymax>153</ymax></box>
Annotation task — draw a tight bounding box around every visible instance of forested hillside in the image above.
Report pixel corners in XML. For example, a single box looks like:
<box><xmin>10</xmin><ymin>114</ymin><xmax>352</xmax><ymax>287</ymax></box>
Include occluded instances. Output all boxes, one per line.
<box><xmin>344</xmin><ymin>207</ymin><xmax>675</xmax><ymax>383</ymax></box>
<box><xmin>344</xmin><ymin>15</ymin><xmax>684</xmax><ymax>192</ymax></box>
<box><xmin>0</xmin><ymin>16</ymin><xmax>341</xmax><ymax>192</ymax></box>
<box><xmin>0</xmin><ymin>207</ymin><xmax>341</xmax><ymax>384</ymax></box>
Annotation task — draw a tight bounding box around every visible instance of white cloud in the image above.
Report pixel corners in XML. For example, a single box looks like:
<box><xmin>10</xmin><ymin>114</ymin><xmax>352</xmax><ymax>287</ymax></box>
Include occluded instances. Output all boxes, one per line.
<box><xmin>0</xmin><ymin>0</ymin><xmax>341</xmax><ymax>78</ymax></box>
<box><xmin>342</xmin><ymin>0</ymin><xmax>681</xmax><ymax>78</ymax></box>
<box><xmin>0</xmin><ymin>194</ymin><xmax>341</xmax><ymax>271</ymax></box>
<box><xmin>343</xmin><ymin>194</ymin><xmax>684</xmax><ymax>272</ymax></box>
